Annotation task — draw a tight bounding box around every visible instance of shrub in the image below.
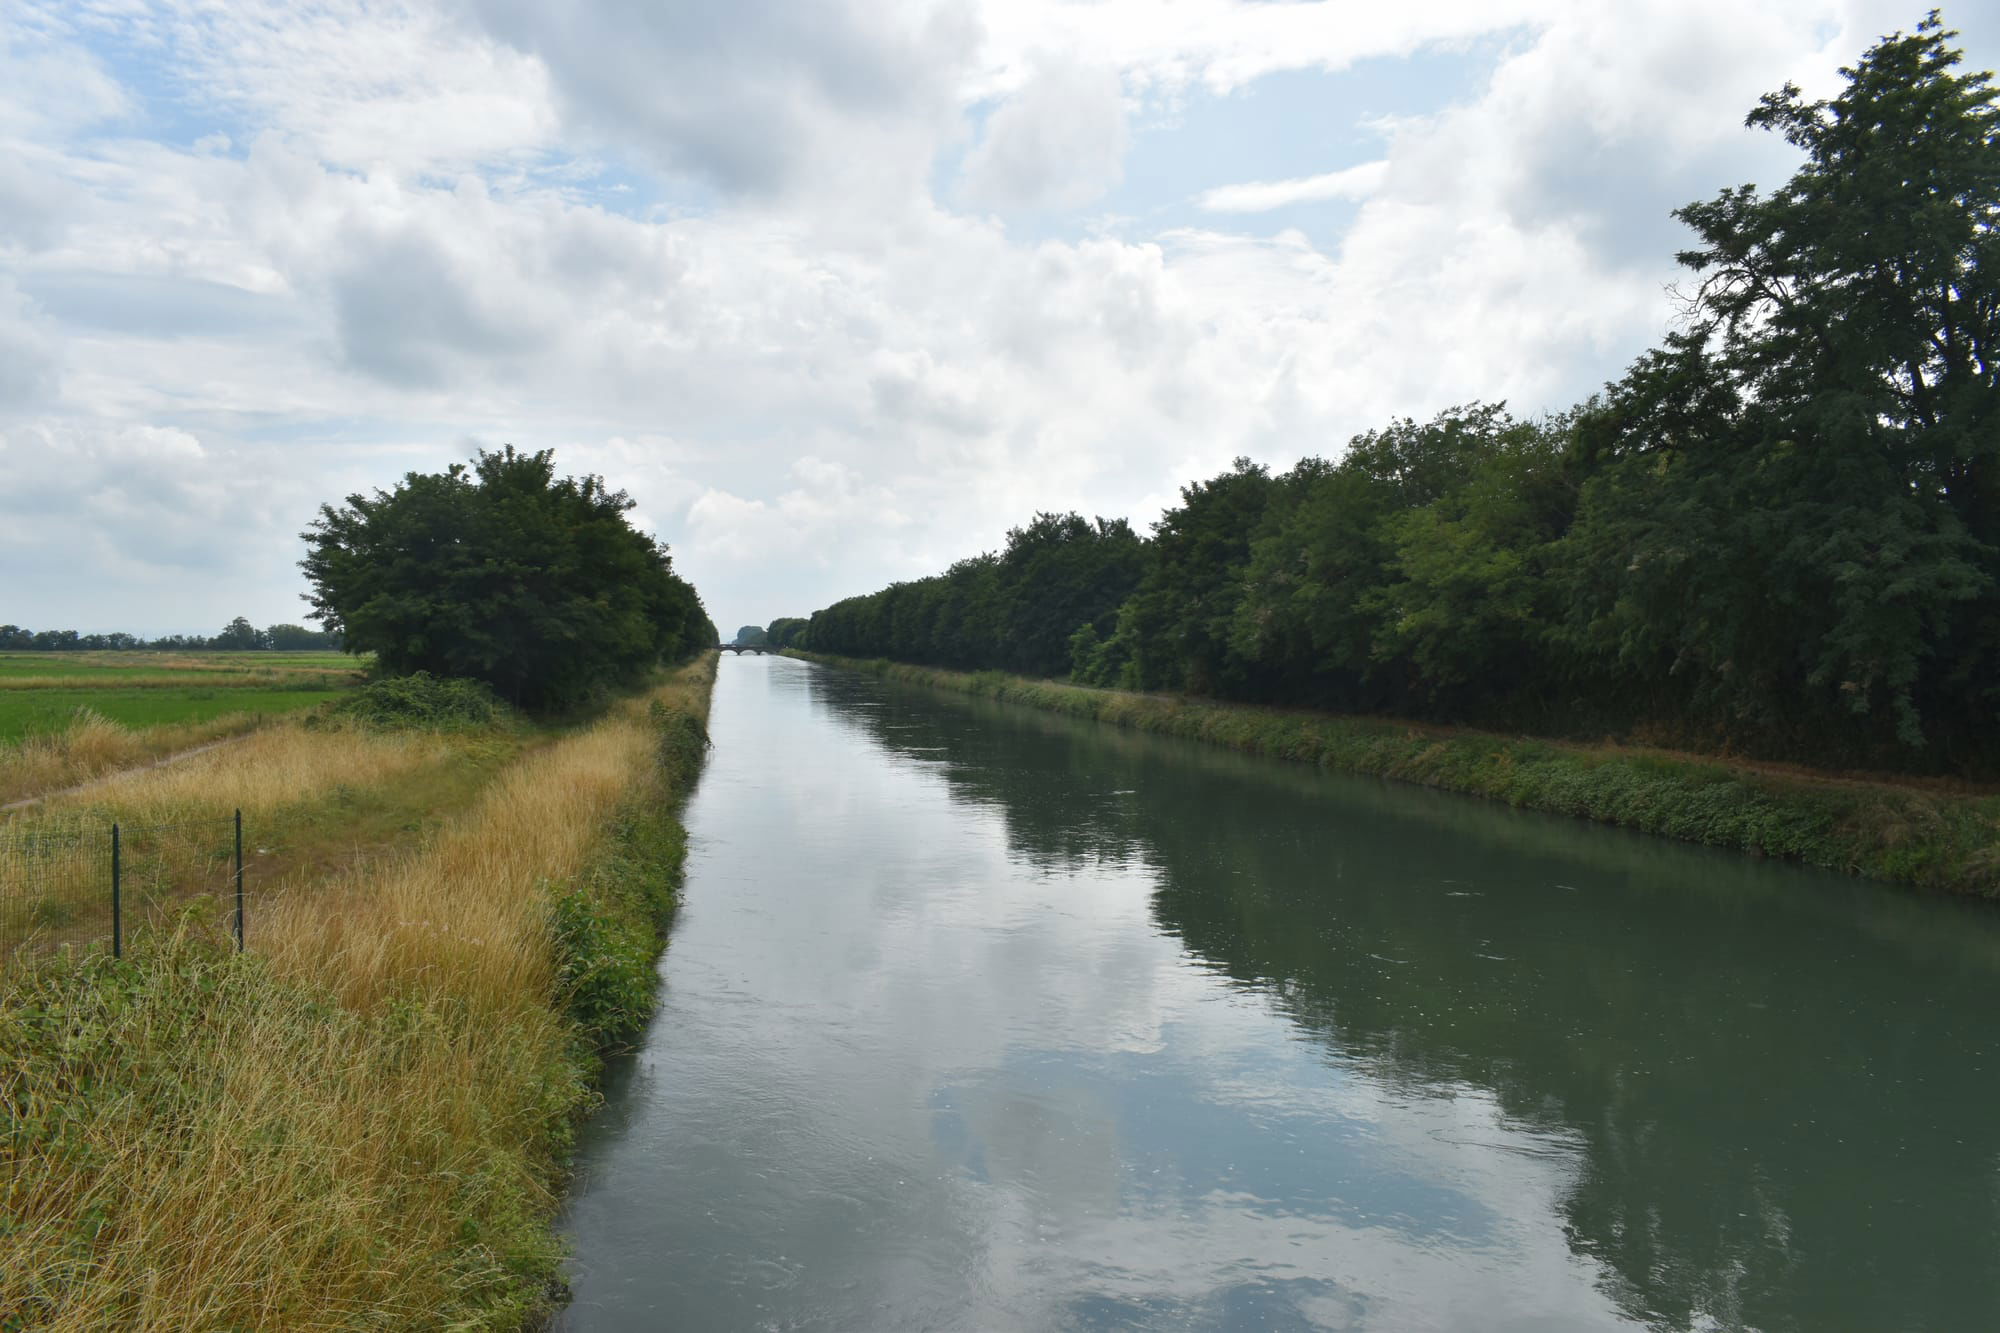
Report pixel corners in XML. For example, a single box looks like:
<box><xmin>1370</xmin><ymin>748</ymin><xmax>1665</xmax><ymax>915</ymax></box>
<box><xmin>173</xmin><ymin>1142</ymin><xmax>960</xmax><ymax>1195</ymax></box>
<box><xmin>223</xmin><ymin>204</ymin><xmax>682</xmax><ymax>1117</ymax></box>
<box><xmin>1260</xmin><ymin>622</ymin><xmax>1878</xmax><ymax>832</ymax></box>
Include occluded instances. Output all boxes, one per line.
<box><xmin>318</xmin><ymin>672</ymin><xmax>512</xmax><ymax>732</ymax></box>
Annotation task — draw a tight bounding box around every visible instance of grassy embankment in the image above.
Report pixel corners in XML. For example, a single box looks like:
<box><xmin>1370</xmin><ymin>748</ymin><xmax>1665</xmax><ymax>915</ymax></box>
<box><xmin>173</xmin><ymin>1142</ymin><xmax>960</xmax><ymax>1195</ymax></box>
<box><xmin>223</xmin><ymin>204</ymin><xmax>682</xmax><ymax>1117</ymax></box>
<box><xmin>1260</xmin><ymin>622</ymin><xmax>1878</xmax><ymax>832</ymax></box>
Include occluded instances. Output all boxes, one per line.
<box><xmin>0</xmin><ymin>652</ymin><xmax>368</xmax><ymax>806</ymax></box>
<box><xmin>0</xmin><ymin>655</ymin><xmax>716</xmax><ymax>1330</ymax></box>
<box><xmin>789</xmin><ymin>650</ymin><xmax>2000</xmax><ymax>898</ymax></box>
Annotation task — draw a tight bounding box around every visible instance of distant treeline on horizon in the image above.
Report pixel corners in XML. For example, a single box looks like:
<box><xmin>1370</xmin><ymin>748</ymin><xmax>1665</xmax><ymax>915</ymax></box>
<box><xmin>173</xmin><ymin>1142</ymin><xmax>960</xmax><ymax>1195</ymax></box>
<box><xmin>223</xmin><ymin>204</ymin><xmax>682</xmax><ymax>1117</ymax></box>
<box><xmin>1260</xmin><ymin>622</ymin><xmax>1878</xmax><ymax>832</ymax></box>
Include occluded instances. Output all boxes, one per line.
<box><xmin>779</xmin><ymin>21</ymin><xmax>2000</xmax><ymax>777</ymax></box>
<box><xmin>0</xmin><ymin>617</ymin><xmax>344</xmax><ymax>653</ymax></box>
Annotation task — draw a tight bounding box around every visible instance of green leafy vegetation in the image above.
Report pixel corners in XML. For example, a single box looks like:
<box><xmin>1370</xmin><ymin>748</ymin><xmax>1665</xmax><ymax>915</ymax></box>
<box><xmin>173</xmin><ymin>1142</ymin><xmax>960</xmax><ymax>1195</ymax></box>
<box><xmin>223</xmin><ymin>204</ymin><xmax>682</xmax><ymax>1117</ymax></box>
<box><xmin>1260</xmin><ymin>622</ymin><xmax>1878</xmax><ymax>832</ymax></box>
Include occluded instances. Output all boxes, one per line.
<box><xmin>318</xmin><ymin>671</ymin><xmax>515</xmax><ymax>733</ymax></box>
<box><xmin>302</xmin><ymin>445</ymin><xmax>715</xmax><ymax>712</ymax></box>
<box><xmin>804</xmin><ymin>511</ymin><xmax>1145</xmax><ymax>680</ymax></box>
<box><xmin>794</xmin><ymin>18</ymin><xmax>2000</xmax><ymax>777</ymax></box>
<box><xmin>797</xmin><ymin>650</ymin><xmax>2000</xmax><ymax>897</ymax></box>
<box><xmin>551</xmin><ymin>700</ymin><xmax>709</xmax><ymax>1052</ymax></box>
<box><xmin>764</xmin><ymin>617</ymin><xmax>810</xmax><ymax>650</ymax></box>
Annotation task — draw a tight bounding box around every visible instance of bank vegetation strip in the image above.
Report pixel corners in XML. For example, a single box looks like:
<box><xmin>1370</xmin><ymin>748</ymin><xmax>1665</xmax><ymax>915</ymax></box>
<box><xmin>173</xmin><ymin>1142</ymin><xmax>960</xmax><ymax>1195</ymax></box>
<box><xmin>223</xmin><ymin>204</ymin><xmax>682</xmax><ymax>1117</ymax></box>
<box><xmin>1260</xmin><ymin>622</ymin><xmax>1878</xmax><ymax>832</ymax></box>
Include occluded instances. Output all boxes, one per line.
<box><xmin>790</xmin><ymin>650</ymin><xmax>2000</xmax><ymax>899</ymax></box>
<box><xmin>0</xmin><ymin>654</ymin><xmax>717</xmax><ymax>1330</ymax></box>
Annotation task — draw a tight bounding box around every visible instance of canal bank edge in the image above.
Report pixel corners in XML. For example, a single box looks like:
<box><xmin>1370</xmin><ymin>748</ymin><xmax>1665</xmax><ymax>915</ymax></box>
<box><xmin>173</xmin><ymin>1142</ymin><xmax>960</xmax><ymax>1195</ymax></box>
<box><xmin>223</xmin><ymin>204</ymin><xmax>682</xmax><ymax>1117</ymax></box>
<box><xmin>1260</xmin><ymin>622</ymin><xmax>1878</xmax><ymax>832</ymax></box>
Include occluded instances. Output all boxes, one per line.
<box><xmin>784</xmin><ymin>650</ymin><xmax>2000</xmax><ymax>899</ymax></box>
<box><xmin>0</xmin><ymin>655</ymin><xmax>717</xmax><ymax>1331</ymax></box>
<box><xmin>538</xmin><ymin>656</ymin><xmax>718</xmax><ymax>1323</ymax></box>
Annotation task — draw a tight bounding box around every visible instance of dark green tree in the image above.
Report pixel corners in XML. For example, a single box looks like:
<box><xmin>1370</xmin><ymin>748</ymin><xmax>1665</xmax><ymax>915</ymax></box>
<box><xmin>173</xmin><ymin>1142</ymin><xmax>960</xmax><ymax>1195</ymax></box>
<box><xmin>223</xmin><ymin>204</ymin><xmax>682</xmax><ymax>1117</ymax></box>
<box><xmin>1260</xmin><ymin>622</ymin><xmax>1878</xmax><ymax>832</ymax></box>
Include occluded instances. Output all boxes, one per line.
<box><xmin>214</xmin><ymin>616</ymin><xmax>266</xmax><ymax>651</ymax></box>
<box><xmin>1369</xmin><ymin>414</ymin><xmax>1575</xmax><ymax>712</ymax></box>
<box><xmin>1562</xmin><ymin>13</ymin><xmax>1998</xmax><ymax>754</ymax></box>
<box><xmin>1113</xmin><ymin>459</ymin><xmax>1276</xmax><ymax>694</ymax></box>
<box><xmin>1230</xmin><ymin>407</ymin><xmax>1529</xmax><ymax>711</ymax></box>
<box><xmin>995</xmin><ymin>512</ymin><xmax>1146</xmax><ymax>677</ymax></box>
<box><xmin>264</xmin><ymin>623</ymin><xmax>341</xmax><ymax>650</ymax></box>
<box><xmin>301</xmin><ymin>446</ymin><xmax>711</xmax><ymax>710</ymax></box>
<box><xmin>764</xmin><ymin>617</ymin><xmax>810</xmax><ymax>649</ymax></box>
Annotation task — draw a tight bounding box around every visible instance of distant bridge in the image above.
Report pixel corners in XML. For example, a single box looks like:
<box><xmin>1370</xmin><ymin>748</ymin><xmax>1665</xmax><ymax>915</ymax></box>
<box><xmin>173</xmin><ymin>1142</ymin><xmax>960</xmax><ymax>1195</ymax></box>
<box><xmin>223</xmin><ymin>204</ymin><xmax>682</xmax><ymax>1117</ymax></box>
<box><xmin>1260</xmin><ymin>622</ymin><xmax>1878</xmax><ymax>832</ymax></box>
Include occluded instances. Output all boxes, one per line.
<box><xmin>720</xmin><ymin>643</ymin><xmax>774</xmax><ymax>655</ymax></box>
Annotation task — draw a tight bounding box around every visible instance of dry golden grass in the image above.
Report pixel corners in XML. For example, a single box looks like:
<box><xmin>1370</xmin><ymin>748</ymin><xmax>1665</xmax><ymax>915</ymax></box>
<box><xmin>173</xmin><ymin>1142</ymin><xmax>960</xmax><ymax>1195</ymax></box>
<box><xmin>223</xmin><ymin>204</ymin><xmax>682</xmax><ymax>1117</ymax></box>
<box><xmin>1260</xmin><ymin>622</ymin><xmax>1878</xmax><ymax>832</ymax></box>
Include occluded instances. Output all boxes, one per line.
<box><xmin>48</xmin><ymin>723</ymin><xmax>454</xmax><ymax>824</ymax></box>
<box><xmin>263</xmin><ymin>699</ymin><xmax>659</xmax><ymax>1011</ymax></box>
<box><xmin>0</xmin><ymin>709</ymin><xmax>280</xmax><ymax>809</ymax></box>
<box><xmin>0</xmin><ymin>655</ymin><xmax>717</xmax><ymax>1331</ymax></box>
<box><xmin>3</xmin><ymin>724</ymin><xmax>463</xmax><ymax>953</ymax></box>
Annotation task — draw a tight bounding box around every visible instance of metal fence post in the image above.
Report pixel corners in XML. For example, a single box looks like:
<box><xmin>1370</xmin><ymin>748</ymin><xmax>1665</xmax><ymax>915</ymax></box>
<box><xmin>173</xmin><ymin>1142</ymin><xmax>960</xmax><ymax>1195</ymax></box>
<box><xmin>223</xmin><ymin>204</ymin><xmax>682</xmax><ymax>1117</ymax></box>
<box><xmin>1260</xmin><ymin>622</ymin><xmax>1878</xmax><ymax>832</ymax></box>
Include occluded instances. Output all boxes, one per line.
<box><xmin>234</xmin><ymin>809</ymin><xmax>244</xmax><ymax>953</ymax></box>
<box><xmin>111</xmin><ymin>822</ymin><xmax>122</xmax><ymax>959</ymax></box>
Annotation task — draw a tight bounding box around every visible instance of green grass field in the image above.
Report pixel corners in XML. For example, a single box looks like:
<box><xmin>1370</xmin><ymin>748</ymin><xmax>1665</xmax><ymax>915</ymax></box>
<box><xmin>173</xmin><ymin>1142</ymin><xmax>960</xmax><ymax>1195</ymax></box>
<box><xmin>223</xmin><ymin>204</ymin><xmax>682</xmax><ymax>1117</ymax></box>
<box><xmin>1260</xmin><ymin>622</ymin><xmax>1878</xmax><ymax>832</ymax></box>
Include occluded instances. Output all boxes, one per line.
<box><xmin>0</xmin><ymin>652</ymin><xmax>359</xmax><ymax>678</ymax></box>
<box><xmin>0</xmin><ymin>652</ymin><xmax>366</xmax><ymax>742</ymax></box>
<box><xmin>0</xmin><ymin>688</ymin><xmax>336</xmax><ymax>742</ymax></box>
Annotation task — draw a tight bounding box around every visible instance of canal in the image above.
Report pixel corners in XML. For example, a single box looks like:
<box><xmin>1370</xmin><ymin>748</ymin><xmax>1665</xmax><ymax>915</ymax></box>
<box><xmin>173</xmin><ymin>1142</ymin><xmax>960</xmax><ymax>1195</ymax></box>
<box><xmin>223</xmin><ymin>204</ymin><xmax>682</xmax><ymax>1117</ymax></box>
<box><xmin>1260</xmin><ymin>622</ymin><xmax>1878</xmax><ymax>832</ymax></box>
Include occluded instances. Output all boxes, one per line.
<box><xmin>559</xmin><ymin>655</ymin><xmax>2000</xmax><ymax>1331</ymax></box>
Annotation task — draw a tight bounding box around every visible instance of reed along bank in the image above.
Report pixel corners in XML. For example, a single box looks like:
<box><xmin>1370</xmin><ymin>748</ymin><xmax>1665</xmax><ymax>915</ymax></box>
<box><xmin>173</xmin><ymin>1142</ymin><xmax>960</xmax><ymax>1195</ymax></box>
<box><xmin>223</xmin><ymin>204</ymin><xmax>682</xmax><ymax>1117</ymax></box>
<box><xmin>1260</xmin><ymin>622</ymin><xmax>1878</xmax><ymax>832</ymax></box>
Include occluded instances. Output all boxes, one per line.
<box><xmin>789</xmin><ymin>650</ymin><xmax>2000</xmax><ymax>899</ymax></box>
<box><xmin>0</xmin><ymin>655</ymin><xmax>717</xmax><ymax>1331</ymax></box>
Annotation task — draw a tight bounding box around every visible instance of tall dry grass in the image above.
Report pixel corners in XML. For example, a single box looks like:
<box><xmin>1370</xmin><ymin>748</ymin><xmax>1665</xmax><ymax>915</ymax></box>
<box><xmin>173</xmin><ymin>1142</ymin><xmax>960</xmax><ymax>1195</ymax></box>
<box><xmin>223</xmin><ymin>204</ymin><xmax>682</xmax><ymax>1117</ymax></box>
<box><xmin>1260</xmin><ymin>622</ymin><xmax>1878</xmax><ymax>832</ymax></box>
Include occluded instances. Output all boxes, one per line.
<box><xmin>263</xmin><ymin>698</ymin><xmax>659</xmax><ymax>1010</ymax></box>
<box><xmin>2</xmin><ymin>724</ymin><xmax>462</xmax><ymax>952</ymax></box>
<box><xmin>0</xmin><ymin>656</ymin><xmax>716</xmax><ymax>1331</ymax></box>
<box><xmin>0</xmin><ymin>709</ymin><xmax>271</xmax><ymax>809</ymax></box>
<box><xmin>47</xmin><ymin>723</ymin><xmax>454</xmax><ymax>824</ymax></box>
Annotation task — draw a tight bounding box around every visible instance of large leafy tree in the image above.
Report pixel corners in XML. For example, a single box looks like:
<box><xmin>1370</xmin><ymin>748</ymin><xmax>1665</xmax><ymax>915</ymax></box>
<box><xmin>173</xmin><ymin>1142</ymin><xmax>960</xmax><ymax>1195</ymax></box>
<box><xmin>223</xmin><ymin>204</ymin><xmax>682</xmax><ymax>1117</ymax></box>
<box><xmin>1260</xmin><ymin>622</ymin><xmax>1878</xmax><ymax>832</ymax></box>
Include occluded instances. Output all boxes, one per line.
<box><xmin>213</xmin><ymin>616</ymin><xmax>265</xmax><ymax>650</ymax></box>
<box><xmin>1231</xmin><ymin>405</ymin><xmax>1538</xmax><ymax>711</ymax></box>
<box><xmin>995</xmin><ymin>512</ymin><xmax>1146</xmax><ymax>677</ymax></box>
<box><xmin>301</xmin><ymin>446</ymin><xmax>712</xmax><ymax>710</ymax></box>
<box><xmin>1563</xmin><ymin>13</ymin><xmax>1998</xmax><ymax>754</ymax></box>
<box><xmin>1115</xmin><ymin>459</ymin><xmax>1276</xmax><ymax>694</ymax></box>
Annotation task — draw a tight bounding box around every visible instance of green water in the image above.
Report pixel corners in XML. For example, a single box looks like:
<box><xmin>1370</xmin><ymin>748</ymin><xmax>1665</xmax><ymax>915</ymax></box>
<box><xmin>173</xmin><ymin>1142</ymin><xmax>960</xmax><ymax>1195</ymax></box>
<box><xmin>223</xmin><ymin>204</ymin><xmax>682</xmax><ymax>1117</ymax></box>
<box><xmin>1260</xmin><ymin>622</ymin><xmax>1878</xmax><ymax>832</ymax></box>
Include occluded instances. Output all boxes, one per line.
<box><xmin>559</xmin><ymin>656</ymin><xmax>2000</xmax><ymax>1331</ymax></box>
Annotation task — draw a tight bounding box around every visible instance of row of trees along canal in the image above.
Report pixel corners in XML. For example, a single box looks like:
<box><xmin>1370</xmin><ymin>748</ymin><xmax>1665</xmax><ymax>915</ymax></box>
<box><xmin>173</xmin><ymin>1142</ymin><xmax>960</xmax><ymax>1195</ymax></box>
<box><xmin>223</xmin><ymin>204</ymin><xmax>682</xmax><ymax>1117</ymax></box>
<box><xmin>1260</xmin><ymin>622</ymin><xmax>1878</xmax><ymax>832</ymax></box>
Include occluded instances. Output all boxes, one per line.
<box><xmin>787</xmin><ymin>19</ymin><xmax>2000</xmax><ymax>777</ymax></box>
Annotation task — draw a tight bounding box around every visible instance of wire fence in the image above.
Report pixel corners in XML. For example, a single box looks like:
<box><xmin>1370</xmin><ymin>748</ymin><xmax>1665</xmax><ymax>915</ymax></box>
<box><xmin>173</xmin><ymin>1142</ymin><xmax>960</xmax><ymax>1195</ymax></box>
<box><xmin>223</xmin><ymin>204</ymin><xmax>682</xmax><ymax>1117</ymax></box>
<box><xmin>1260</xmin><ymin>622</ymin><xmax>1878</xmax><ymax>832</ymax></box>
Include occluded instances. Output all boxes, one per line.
<box><xmin>1</xmin><ymin>811</ymin><xmax>244</xmax><ymax>965</ymax></box>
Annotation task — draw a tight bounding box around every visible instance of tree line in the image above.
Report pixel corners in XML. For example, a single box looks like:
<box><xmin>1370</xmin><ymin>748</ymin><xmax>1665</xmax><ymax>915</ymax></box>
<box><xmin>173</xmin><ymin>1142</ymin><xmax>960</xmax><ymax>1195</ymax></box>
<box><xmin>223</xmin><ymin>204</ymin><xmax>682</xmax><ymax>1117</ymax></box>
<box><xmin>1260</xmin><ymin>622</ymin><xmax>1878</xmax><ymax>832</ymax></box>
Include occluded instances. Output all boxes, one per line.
<box><xmin>791</xmin><ymin>18</ymin><xmax>2000</xmax><ymax>774</ymax></box>
<box><xmin>0</xmin><ymin>617</ymin><xmax>342</xmax><ymax>653</ymax></box>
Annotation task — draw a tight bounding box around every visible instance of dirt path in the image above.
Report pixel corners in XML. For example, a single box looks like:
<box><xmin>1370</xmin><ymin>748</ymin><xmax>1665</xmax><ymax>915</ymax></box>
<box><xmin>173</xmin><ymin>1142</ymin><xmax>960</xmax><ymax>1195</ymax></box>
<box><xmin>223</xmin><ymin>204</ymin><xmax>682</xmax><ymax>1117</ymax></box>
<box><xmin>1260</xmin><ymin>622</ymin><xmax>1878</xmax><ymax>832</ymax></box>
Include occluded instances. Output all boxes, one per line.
<box><xmin>0</xmin><ymin>734</ymin><xmax>253</xmax><ymax>813</ymax></box>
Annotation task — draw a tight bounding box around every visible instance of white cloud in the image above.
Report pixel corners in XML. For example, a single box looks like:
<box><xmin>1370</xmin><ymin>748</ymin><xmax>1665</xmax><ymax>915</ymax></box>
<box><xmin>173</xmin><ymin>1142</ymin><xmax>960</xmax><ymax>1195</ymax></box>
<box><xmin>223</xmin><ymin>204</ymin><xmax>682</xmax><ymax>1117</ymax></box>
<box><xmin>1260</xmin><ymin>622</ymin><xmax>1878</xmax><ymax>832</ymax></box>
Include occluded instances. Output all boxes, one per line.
<box><xmin>0</xmin><ymin>0</ymin><xmax>1988</xmax><ymax>631</ymax></box>
<box><xmin>83</xmin><ymin>0</ymin><xmax>561</xmax><ymax>174</ymax></box>
<box><xmin>965</xmin><ymin>0</ymin><xmax>1564</xmax><ymax>98</ymax></box>
<box><xmin>0</xmin><ymin>14</ymin><xmax>129</xmax><ymax>139</ymax></box>
<box><xmin>959</xmin><ymin>58</ymin><xmax>1130</xmax><ymax>212</ymax></box>
<box><xmin>0</xmin><ymin>280</ymin><xmax>59</xmax><ymax>411</ymax></box>
<box><xmin>469</xmin><ymin>0</ymin><xmax>979</xmax><ymax>205</ymax></box>
<box><xmin>0</xmin><ymin>418</ymin><xmax>324</xmax><ymax>632</ymax></box>
<box><xmin>1196</xmin><ymin>159</ymin><xmax>1388</xmax><ymax>213</ymax></box>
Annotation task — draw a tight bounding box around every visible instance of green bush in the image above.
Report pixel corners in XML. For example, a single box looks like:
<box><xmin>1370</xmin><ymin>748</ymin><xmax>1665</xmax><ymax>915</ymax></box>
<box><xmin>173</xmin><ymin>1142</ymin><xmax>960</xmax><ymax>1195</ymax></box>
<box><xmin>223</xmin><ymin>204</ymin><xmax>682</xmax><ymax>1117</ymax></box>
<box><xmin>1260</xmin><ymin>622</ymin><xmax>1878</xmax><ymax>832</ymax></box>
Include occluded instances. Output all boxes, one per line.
<box><xmin>548</xmin><ymin>699</ymin><xmax>707</xmax><ymax>1053</ymax></box>
<box><xmin>550</xmin><ymin>887</ymin><xmax>656</xmax><ymax>1048</ymax></box>
<box><xmin>317</xmin><ymin>672</ymin><xmax>513</xmax><ymax>732</ymax></box>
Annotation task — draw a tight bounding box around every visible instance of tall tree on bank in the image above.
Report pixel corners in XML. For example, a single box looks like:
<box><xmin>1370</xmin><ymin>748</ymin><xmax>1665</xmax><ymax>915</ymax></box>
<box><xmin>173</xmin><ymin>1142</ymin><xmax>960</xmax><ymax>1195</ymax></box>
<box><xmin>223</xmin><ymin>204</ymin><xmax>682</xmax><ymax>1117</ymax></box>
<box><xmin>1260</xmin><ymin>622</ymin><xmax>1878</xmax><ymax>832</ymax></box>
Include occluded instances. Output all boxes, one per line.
<box><xmin>301</xmin><ymin>447</ymin><xmax>713</xmax><ymax>710</ymax></box>
<box><xmin>1565</xmin><ymin>12</ymin><xmax>1998</xmax><ymax>752</ymax></box>
<box><xmin>764</xmin><ymin>617</ymin><xmax>810</xmax><ymax>649</ymax></box>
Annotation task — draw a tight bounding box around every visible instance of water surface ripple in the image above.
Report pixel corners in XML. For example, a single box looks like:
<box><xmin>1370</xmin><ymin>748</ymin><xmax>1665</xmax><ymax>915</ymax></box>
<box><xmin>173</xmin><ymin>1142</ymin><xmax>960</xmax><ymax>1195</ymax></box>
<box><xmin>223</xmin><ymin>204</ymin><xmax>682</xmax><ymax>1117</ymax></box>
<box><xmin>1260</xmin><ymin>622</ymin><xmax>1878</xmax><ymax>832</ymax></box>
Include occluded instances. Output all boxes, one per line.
<box><xmin>559</xmin><ymin>657</ymin><xmax>2000</xmax><ymax>1331</ymax></box>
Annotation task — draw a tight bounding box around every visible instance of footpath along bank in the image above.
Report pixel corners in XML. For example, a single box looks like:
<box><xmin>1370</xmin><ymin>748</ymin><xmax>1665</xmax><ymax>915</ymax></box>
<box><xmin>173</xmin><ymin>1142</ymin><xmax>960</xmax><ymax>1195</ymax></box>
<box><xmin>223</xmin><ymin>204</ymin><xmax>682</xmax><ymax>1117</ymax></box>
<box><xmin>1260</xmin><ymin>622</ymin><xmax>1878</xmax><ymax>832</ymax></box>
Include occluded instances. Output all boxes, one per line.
<box><xmin>0</xmin><ymin>655</ymin><xmax>716</xmax><ymax>1331</ymax></box>
<box><xmin>788</xmin><ymin>650</ymin><xmax>2000</xmax><ymax>898</ymax></box>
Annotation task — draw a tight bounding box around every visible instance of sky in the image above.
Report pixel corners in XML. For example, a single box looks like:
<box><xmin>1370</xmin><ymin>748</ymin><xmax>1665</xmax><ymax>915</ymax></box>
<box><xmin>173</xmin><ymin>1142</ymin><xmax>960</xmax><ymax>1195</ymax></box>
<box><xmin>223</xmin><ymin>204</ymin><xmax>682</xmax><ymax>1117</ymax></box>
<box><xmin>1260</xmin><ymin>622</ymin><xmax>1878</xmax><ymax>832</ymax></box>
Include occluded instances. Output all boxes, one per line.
<box><xmin>1</xmin><ymin>1</ymin><xmax>1993</xmax><ymax>636</ymax></box>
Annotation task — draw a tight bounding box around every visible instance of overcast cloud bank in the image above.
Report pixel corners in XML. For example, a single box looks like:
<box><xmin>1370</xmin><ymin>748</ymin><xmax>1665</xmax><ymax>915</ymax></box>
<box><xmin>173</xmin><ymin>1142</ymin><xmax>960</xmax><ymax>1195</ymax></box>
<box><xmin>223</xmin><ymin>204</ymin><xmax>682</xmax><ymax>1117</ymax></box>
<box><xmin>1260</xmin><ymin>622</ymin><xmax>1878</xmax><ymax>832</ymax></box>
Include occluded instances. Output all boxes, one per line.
<box><xmin>0</xmin><ymin>0</ymin><xmax>1991</xmax><ymax>632</ymax></box>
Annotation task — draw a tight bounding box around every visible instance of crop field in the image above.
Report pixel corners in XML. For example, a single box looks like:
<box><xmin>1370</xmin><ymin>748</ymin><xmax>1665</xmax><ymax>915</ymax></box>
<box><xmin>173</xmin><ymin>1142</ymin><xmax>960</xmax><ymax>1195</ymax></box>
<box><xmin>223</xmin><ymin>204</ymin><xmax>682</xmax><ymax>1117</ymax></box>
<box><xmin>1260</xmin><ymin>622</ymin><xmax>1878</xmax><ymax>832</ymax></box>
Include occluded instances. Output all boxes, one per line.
<box><xmin>0</xmin><ymin>652</ymin><xmax>364</xmax><ymax>743</ymax></box>
<box><xmin>0</xmin><ymin>653</ymin><xmax>369</xmax><ymax>807</ymax></box>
